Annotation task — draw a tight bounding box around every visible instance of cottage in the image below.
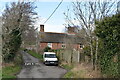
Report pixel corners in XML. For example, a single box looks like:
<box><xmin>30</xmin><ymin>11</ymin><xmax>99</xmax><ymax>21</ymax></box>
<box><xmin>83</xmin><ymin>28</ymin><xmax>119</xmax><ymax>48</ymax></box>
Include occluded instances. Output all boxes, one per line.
<box><xmin>39</xmin><ymin>25</ymin><xmax>84</xmax><ymax>51</ymax></box>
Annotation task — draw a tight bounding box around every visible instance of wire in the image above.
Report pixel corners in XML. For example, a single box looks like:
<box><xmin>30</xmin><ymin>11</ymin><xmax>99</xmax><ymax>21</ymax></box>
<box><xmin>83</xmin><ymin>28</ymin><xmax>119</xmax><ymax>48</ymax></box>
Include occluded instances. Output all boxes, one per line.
<box><xmin>43</xmin><ymin>0</ymin><xmax>63</xmax><ymax>24</ymax></box>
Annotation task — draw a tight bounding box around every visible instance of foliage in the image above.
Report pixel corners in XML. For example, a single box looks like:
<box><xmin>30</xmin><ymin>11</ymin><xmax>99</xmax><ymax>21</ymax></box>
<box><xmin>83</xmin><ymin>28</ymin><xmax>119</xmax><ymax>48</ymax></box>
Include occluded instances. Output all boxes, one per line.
<box><xmin>23</xmin><ymin>26</ymin><xmax>38</xmax><ymax>45</ymax></box>
<box><xmin>95</xmin><ymin>13</ymin><xmax>120</xmax><ymax>77</ymax></box>
<box><xmin>2</xmin><ymin>2</ymin><xmax>37</xmax><ymax>62</ymax></box>
<box><xmin>63</xmin><ymin>71</ymin><xmax>74</xmax><ymax>78</ymax></box>
<box><xmin>2</xmin><ymin>53</ymin><xmax>22</xmax><ymax>78</ymax></box>
<box><xmin>83</xmin><ymin>43</ymin><xmax>97</xmax><ymax>65</ymax></box>
<box><xmin>43</xmin><ymin>46</ymin><xmax>51</xmax><ymax>52</ymax></box>
<box><xmin>61</xmin><ymin>63</ymin><xmax>74</xmax><ymax>78</ymax></box>
<box><xmin>2</xmin><ymin>65</ymin><xmax>20</xmax><ymax>79</ymax></box>
<box><xmin>64</xmin><ymin>1</ymin><xmax>118</xmax><ymax>71</ymax></box>
<box><xmin>83</xmin><ymin>46</ymin><xmax>91</xmax><ymax>57</ymax></box>
<box><xmin>64</xmin><ymin>69</ymin><xmax>87</xmax><ymax>78</ymax></box>
<box><xmin>3</xmin><ymin>28</ymin><xmax>22</xmax><ymax>62</ymax></box>
<box><xmin>27</xmin><ymin>50</ymin><xmax>43</xmax><ymax>61</ymax></box>
<box><xmin>60</xmin><ymin>63</ymin><xmax>74</xmax><ymax>70</ymax></box>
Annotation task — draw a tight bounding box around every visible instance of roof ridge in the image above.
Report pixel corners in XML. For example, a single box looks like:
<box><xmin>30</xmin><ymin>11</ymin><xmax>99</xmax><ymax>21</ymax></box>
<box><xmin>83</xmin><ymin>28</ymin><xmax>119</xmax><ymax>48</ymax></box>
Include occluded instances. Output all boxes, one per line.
<box><xmin>43</xmin><ymin>32</ymin><xmax>67</xmax><ymax>34</ymax></box>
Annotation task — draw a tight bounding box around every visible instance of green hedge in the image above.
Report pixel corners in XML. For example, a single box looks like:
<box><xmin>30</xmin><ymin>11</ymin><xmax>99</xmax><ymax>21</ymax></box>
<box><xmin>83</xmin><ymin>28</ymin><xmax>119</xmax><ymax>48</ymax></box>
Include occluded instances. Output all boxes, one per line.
<box><xmin>2</xmin><ymin>53</ymin><xmax>22</xmax><ymax>79</ymax></box>
<box><xmin>27</xmin><ymin>50</ymin><xmax>43</xmax><ymax>61</ymax></box>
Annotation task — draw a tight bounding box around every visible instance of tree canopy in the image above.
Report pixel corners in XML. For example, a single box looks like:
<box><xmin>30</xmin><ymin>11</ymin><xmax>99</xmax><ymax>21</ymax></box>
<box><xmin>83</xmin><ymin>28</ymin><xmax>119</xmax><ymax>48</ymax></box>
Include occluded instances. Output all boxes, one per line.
<box><xmin>2</xmin><ymin>2</ymin><xmax>37</xmax><ymax>62</ymax></box>
<box><xmin>95</xmin><ymin>13</ymin><xmax>120</xmax><ymax>77</ymax></box>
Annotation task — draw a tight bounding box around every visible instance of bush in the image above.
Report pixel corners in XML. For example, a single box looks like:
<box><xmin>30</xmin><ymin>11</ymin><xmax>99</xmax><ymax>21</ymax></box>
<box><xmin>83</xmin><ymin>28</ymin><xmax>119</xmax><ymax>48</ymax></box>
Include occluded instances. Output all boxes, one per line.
<box><xmin>95</xmin><ymin>14</ymin><xmax>120</xmax><ymax>77</ymax></box>
<box><xmin>27</xmin><ymin>50</ymin><xmax>43</xmax><ymax>61</ymax></box>
<box><xmin>3</xmin><ymin>53</ymin><xmax>15</xmax><ymax>63</ymax></box>
<box><xmin>2</xmin><ymin>53</ymin><xmax>22</xmax><ymax>78</ymax></box>
<box><xmin>44</xmin><ymin>46</ymin><xmax>51</xmax><ymax>52</ymax></box>
<box><xmin>2</xmin><ymin>28</ymin><xmax>22</xmax><ymax>63</ymax></box>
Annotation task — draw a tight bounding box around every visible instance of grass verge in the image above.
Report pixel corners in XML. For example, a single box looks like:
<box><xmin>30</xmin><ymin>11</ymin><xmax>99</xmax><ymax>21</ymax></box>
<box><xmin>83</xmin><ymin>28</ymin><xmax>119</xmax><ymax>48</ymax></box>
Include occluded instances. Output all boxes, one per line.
<box><xmin>2</xmin><ymin>52</ymin><xmax>23</xmax><ymax>79</ymax></box>
<box><xmin>27</xmin><ymin>50</ymin><xmax>43</xmax><ymax>61</ymax></box>
<box><xmin>60</xmin><ymin>63</ymin><xmax>74</xmax><ymax>70</ymax></box>
<box><xmin>2</xmin><ymin>64</ymin><xmax>21</xmax><ymax>78</ymax></box>
<box><xmin>59</xmin><ymin>62</ymin><xmax>74</xmax><ymax>78</ymax></box>
<box><xmin>63</xmin><ymin>69</ymin><xmax>86</xmax><ymax>78</ymax></box>
<box><xmin>64</xmin><ymin>71</ymin><xmax>74</xmax><ymax>78</ymax></box>
<box><xmin>62</xmin><ymin>63</ymin><xmax>86</xmax><ymax>78</ymax></box>
<box><xmin>63</xmin><ymin>63</ymin><xmax>101</xmax><ymax>78</ymax></box>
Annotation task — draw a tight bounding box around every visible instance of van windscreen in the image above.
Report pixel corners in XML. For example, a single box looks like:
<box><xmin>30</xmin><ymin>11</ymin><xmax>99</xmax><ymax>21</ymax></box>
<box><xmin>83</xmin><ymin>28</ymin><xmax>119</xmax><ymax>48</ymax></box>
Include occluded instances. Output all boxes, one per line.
<box><xmin>45</xmin><ymin>54</ymin><xmax>56</xmax><ymax>58</ymax></box>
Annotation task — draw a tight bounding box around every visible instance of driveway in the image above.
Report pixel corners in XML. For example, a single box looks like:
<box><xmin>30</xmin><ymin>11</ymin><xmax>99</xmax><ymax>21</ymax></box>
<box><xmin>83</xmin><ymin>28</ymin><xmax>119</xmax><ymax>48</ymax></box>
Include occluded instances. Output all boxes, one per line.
<box><xmin>17</xmin><ymin>51</ymin><xmax>67</xmax><ymax>78</ymax></box>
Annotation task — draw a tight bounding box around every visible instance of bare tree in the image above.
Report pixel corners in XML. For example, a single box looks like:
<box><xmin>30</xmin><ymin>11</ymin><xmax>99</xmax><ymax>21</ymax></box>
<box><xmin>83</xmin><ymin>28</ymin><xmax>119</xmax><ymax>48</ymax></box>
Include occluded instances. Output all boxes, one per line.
<box><xmin>2</xmin><ymin>2</ymin><xmax>37</xmax><ymax>40</ymax></box>
<box><xmin>64</xmin><ymin>0</ymin><xmax>118</xmax><ymax>70</ymax></box>
<box><xmin>2</xmin><ymin>1</ymin><xmax>37</xmax><ymax>62</ymax></box>
<box><xmin>63</xmin><ymin>35</ymin><xmax>76</xmax><ymax>63</ymax></box>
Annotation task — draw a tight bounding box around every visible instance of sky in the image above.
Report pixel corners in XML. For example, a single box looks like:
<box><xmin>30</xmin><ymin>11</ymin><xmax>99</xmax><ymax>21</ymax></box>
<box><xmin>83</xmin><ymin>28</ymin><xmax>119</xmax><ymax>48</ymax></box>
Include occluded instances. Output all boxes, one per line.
<box><xmin>0</xmin><ymin>0</ymin><xmax>119</xmax><ymax>33</ymax></box>
<box><xmin>34</xmin><ymin>1</ymin><xmax>72</xmax><ymax>32</ymax></box>
<box><xmin>0</xmin><ymin>0</ymin><xmax>74</xmax><ymax>33</ymax></box>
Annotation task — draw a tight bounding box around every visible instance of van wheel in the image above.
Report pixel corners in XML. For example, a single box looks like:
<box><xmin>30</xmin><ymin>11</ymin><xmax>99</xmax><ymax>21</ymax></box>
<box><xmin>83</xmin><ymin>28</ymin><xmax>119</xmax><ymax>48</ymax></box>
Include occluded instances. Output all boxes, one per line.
<box><xmin>55</xmin><ymin>64</ymin><xmax>58</xmax><ymax>66</ymax></box>
<box><xmin>44</xmin><ymin>62</ymin><xmax>47</xmax><ymax>65</ymax></box>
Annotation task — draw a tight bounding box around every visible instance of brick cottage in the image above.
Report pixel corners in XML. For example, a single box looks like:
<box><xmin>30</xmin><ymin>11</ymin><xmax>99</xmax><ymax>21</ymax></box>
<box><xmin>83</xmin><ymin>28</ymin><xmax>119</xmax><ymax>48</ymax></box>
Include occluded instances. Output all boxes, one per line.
<box><xmin>39</xmin><ymin>25</ymin><xmax>84</xmax><ymax>51</ymax></box>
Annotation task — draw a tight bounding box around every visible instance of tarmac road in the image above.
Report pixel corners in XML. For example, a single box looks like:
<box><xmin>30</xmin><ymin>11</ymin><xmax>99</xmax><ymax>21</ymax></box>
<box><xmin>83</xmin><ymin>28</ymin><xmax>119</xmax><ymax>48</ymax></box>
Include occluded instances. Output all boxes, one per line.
<box><xmin>17</xmin><ymin>51</ymin><xmax>67</xmax><ymax>78</ymax></box>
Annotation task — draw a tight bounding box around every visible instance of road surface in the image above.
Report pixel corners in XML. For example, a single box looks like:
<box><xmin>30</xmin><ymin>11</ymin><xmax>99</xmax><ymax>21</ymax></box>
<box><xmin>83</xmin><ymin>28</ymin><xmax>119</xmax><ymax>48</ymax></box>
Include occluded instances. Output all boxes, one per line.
<box><xmin>17</xmin><ymin>51</ymin><xmax>67</xmax><ymax>78</ymax></box>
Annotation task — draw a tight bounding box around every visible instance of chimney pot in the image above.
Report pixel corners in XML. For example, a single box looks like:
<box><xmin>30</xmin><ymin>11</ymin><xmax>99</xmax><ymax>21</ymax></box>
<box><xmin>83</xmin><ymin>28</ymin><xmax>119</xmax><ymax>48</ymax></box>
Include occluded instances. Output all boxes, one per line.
<box><xmin>68</xmin><ymin>27</ymin><xmax>75</xmax><ymax>34</ymax></box>
<box><xmin>40</xmin><ymin>25</ymin><xmax>44</xmax><ymax>32</ymax></box>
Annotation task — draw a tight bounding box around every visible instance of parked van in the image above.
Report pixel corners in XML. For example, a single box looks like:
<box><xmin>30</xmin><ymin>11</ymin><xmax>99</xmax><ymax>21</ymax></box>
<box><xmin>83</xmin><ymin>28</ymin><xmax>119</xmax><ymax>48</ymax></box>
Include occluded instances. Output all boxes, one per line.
<box><xmin>43</xmin><ymin>52</ymin><xmax>58</xmax><ymax>65</ymax></box>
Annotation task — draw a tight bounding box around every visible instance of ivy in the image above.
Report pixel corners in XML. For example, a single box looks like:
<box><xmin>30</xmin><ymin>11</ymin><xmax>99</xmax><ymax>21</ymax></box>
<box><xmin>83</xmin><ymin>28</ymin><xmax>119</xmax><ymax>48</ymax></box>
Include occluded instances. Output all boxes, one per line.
<box><xmin>3</xmin><ymin>28</ymin><xmax>22</xmax><ymax>62</ymax></box>
<box><xmin>95</xmin><ymin>13</ymin><xmax>120</xmax><ymax>77</ymax></box>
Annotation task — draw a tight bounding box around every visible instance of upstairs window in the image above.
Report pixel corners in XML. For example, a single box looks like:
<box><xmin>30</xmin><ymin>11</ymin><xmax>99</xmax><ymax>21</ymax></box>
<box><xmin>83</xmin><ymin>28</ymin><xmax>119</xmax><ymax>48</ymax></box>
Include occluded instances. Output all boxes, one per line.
<box><xmin>47</xmin><ymin>43</ymin><xmax>52</xmax><ymax>48</ymax></box>
<box><xmin>61</xmin><ymin>44</ymin><xmax>66</xmax><ymax>48</ymax></box>
<box><xmin>80</xmin><ymin>44</ymin><xmax>84</xmax><ymax>49</ymax></box>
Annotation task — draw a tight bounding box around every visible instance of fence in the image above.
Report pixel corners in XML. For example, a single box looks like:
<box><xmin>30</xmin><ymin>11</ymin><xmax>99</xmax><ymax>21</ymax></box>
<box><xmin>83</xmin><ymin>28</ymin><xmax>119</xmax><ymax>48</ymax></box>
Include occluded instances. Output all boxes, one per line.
<box><xmin>55</xmin><ymin>49</ymin><xmax>90</xmax><ymax>64</ymax></box>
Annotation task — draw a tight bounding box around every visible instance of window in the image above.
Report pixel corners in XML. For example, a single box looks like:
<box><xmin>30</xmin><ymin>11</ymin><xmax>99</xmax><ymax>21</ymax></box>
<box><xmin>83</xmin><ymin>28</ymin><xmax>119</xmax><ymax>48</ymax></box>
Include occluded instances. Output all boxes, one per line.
<box><xmin>80</xmin><ymin>44</ymin><xmax>83</xmax><ymax>49</ymax></box>
<box><xmin>47</xmin><ymin>43</ymin><xmax>52</xmax><ymax>48</ymax></box>
<box><xmin>62</xmin><ymin>44</ymin><xmax>66</xmax><ymax>48</ymax></box>
<box><xmin>45</xmin><ymin>54</ymin><xmax>56</xmax><ymax>58</ymax></box>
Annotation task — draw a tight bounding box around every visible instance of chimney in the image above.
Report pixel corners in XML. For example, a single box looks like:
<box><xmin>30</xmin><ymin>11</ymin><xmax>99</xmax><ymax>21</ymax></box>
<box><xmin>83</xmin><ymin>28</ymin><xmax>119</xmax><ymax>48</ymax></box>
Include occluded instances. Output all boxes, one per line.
<box><xmin>40</xmin><ymin>25</ymin><xmax>44</xmax><ymax>32</ymax></box>
<box><xmin>68</xmin><ymin>27</ymin><xmax>75</xmax><ymax>34</ymax></box>
<box><xmin>117</xmin><ymin>1</ymin><xmax>120</xmax><ymax>13</ymax></box>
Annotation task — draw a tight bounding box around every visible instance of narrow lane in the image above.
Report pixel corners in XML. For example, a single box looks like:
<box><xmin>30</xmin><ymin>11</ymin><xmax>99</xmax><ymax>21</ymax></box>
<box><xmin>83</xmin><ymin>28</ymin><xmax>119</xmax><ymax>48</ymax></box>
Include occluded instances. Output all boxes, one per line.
<box><xmin>17</xmin><ymin>51</ymin><xmax>67</xmax><ymax>78</ymax></box>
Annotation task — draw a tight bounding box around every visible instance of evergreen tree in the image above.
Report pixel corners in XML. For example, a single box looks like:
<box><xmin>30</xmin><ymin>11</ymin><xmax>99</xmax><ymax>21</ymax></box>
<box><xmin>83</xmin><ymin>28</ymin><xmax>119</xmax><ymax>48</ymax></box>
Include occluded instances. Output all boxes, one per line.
<box><xmin>95</xmin><ymin>13</ymin><xmax>120</xmax><ymax>77</ymax></box>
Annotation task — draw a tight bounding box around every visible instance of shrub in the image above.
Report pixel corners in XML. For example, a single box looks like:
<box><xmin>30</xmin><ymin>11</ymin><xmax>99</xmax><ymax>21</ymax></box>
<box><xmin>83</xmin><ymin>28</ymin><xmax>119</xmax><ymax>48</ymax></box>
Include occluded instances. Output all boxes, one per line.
<box><xmin>44</xmin><ymin>46</ymin><xmax>51</xmax><ymax>52</ymax></box>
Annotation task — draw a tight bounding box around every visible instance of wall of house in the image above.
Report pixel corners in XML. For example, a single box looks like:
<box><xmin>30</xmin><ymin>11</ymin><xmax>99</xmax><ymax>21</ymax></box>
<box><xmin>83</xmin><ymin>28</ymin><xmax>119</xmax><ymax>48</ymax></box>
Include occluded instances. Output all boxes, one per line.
<box><xmin>40</xmin><ymin>43</ymin><xmax>47</xmax><ymax>50</ymax></box>
<box><xmin>40</xmin><ymin>43</ymin><xmax>62</xmax><ymax>50</ymax></box>
<box><xmin>51</xmin><ymin>43</ymin><xmax>62</xmax><ymax>49</ymax></box>
<box><xmin>40</xmin><ymin>42</ymin><xmax>83</xmax><ymax>51</ymax></box>
<box><xmin>39</xmin><ymin>25</ymin><xmax>83</xmax><ymax>51</ymax></box>
<box><xmin>65</xmin><ymin>44</ymin><xmax>83</xmax><ymax>50</ymax></box>
<box><xmin>73</xmin><ymin>44</ymin><xmax>79</xmax><ymax>50</ymax></box>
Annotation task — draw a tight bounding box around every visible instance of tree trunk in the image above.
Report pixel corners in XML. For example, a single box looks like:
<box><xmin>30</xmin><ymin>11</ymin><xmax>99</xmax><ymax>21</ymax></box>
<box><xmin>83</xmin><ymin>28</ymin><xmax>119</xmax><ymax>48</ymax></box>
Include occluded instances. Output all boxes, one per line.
<box><xmin>71</xmin><ymin>50</ymin><xmax>73</xmax><ymax>63</ymax></box>
<box><xmin>90</xmin><ymin>37</ymin><xmax>94</xmax><ymax>70</ymax></box>
<box><xmin>118</xmin><ymin>52</ymin><xmax>120</xmax><ymax>77</ymax></box>
<box><xmin>95</xmin><ymin>37</ymin><xmax>98</xmax><ymax>71</ymax></box>
<box><xmin>78</xmin><ymin>50</ymin><xmax>80</xmax><ymax>63</ymax></box>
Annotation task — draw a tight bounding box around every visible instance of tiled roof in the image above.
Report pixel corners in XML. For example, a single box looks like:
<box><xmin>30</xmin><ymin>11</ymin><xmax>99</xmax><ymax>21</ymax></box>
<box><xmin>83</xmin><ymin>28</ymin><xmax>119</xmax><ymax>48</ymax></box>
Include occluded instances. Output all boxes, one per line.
<box><xmin>39</xmin><ymin>32</ymin><xmax>84</xmax><ymax>44</ymax></box>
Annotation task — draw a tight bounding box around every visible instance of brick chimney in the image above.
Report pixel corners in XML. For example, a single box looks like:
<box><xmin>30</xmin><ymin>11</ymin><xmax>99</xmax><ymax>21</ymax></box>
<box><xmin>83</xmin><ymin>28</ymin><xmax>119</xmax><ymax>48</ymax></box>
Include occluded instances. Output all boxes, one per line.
<box><xmin>40</xmin><ymin>25</ymin><xmax>44</xmax><ymax>32</ymax></box>
<box><xmin>68</xmin><ymin>27</ymin><xmax>75</xmax><ymax>34</ymax></box>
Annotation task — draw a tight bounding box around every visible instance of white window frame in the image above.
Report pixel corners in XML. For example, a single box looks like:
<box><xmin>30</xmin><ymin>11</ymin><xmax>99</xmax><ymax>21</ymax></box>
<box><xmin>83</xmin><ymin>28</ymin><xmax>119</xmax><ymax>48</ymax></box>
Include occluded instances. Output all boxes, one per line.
<box><xmin>80</xmin><ymin>44</ymin><xmax>84</xmax><ymax>49</ymax></box>
<box><xmin>47</xmin><ymin>43</ymin><xmax>52</xmax><ymax>48</ymax></box>
<box><xmin>61</xmin><ymin>44</ymin><xmax>66</xmax><ymax>48</ymax></box>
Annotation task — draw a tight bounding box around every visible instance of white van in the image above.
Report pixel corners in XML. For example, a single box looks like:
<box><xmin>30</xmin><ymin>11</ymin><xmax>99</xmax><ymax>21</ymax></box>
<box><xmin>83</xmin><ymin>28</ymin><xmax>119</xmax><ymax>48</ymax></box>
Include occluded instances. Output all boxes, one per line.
<box><xmin>43</xmin><ymin>52</ymin><xmax>58</xmax><ymax>65</ymax></box>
